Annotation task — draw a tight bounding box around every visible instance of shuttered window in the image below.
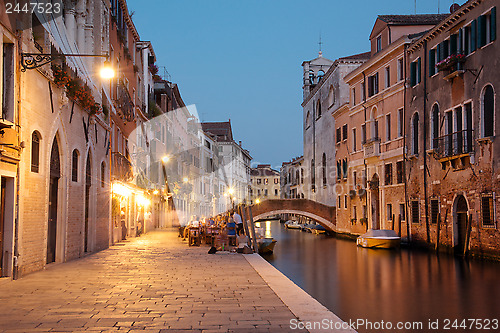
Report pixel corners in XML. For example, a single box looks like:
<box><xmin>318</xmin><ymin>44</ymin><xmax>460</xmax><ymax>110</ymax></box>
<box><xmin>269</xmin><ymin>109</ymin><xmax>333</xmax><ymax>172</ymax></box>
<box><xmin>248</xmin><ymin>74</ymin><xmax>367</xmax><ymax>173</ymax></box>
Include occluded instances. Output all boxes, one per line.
<box><xmin>471</xmin><ymin>19</ymin><xmax>478</xmax><ymax>51</ymax></box>
<box><xmin>491</xmin><ymin>7</ymin><xmax>497</xmax><ymax>41</ymax></box>
<box><xmin>411</xmin><ymin>200</ymin><xmax>420</xmax><ymax>224</ymax></box>
<box><xmin>429</xmin><ymin>48</ymin><xmax>436</xmax><ymax>76</ymax></box>
<box><xmin>430</xmin><ymin>199</ymin><xmax>439</xmax><ymax>224</ymax></box>
<box><xmin>31</xmin><ymin>131</ymin><xmax>40</xmax><ymax>173</ymax></box>
<box><xmin>478</xmin><ymin>15</ymin><xmax>487</xmax><ymax>47</ymax></box>
<box><xmin>410</xmin><ymin>61</ymin><xmax>417</xmax><ymax>87</ymax></box>
<box><xmin>481</xmin><ymin>194</ymin><xmax>494</xmax><ymax>227</ymax></box>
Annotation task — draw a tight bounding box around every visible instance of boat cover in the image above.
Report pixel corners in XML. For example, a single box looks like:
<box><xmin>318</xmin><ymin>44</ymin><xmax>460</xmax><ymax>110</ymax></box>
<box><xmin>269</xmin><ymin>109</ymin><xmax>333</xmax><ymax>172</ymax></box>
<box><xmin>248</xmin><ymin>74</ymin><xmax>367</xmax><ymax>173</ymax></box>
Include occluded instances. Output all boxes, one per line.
<box><xmin>360</xmin><ymin>229</ymin><xmax>400</xmax><ymax>239</ymax></box>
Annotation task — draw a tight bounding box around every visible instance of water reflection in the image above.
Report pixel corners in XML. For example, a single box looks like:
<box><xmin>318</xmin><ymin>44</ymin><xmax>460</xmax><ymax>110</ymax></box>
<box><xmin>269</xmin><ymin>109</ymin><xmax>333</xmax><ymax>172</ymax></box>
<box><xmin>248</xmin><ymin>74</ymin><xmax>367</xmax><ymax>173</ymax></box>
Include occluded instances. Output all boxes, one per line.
<box><xmin>260</xmin><ymin>220</ymin><xmax>500</xmax><ymax>333</ymax></box>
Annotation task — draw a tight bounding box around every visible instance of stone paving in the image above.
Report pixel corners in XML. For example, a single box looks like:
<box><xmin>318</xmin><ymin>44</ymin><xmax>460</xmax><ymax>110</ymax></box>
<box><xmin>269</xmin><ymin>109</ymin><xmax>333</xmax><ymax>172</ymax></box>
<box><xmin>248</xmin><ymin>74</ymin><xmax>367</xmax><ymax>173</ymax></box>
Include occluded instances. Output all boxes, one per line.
<box><xmin>0</xmin><ymin>230</ymin><xmax>305</xmax><ymax>332</ymax></box>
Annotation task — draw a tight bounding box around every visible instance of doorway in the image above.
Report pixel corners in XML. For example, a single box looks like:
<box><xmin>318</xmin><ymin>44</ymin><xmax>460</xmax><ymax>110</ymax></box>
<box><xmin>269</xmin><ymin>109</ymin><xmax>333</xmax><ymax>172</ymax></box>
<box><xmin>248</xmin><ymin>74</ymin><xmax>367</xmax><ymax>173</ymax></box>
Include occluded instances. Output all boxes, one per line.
<box><xmin>0</xmin><ymin>178</ymin><xmax>6</xmax><ymax>276</ymax></box>
<box><xmin>47</xmin><ymin>139</ymin><xmax>60</xmax><ymax>264</ymax></box>
<box><xmin>84</xmin><ymin>154</ymin><xmax>91</xmax><ymax>253</ymax></box>
<box><xmin>454</xmin><ymin>195</ymin><xmax>469</xmax><ymax>254</ymax></box>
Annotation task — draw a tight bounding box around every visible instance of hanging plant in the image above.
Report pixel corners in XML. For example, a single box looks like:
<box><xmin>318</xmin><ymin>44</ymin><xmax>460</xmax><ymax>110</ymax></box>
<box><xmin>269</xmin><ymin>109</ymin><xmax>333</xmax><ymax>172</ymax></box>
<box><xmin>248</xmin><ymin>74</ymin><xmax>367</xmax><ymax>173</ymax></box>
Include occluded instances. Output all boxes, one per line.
<box><xmin>149</xmin><ymin>64</ymin><xmax>159</xmax><ymax>75</ymax></box>
<box><xmin>51</xmin><ymin>64</ymin><xmax>71</xmax><ymax>88</ymax></box>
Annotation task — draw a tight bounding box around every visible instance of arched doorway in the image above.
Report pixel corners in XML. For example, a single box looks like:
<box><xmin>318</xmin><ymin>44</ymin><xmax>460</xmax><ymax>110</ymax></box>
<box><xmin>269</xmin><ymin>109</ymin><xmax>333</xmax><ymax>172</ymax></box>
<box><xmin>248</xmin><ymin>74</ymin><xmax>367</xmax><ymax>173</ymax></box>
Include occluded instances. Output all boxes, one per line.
<box><xmin>47</xmin><ymin>138</ymin><xmax>60</xmax><ymax>263</ymax></box>
<box><xmin>370</xmin><ymin>174</ymin><xmax>380</xmax><ymax>230</ymax></box>
<box><xmin>454</xmin><ymin>195</ymin><xmax>469</xmax><ymax>254</ymax></box>
<box><xmin>84</xmin><ymin>152</ymin><xmax>92</xmax><ymax>253</ymax></box>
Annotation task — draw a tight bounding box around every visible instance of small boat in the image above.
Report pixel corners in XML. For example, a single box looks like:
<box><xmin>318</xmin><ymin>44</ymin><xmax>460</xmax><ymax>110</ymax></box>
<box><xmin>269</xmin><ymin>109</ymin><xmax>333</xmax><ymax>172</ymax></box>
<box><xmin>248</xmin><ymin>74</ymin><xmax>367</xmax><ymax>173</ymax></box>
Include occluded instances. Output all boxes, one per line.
<box><xmin>284</xmin><ymin>220</ymin><xmax>301</xmax><ymax>229</ymax></box>
<box><xmin>257</xmin><ymin>237</ymin><xmax>277</xmax><ymax>254</ymax></box>
<box><xmin>301</xmin><ymin>223</ymin><xmax>316</xmax><ymax>232</ymax></box>
<box><xmin>357</xmin><ymin>229</ymin><xmax>401</xmax><ymax>249</ymax></box>
<box><xmin>310</xmin><ymin>224</ymin><xmax>327</xmax><ymax>235</ymax></box>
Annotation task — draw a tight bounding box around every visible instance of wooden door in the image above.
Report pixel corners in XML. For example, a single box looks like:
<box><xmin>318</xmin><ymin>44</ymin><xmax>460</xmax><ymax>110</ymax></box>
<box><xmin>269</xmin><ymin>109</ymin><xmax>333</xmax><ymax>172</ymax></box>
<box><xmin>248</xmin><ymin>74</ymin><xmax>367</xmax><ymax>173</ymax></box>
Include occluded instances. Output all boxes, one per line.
<box><xmin>0</xmin><ymin>178</ymin><xmax>6</xmax><ymax>276</ymax></box>
<box><xmin>47</xmin><ymin>177</ymin><xmax>58</xmax><ymax>263</ymax></box>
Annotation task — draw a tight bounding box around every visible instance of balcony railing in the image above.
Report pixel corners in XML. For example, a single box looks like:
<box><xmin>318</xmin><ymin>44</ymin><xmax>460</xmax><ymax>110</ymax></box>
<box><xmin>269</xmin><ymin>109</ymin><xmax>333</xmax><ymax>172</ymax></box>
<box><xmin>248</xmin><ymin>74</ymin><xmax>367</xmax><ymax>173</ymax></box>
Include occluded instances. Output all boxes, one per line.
<box><xmin>363</xmin><ymin>137</ymin><xmax>381</xmax><ymax>158</ymax></box>
<box><xmin>112</xmin><ymin>152</ymin><xmax>133</xmax><ymax>182</ymax></box>
<box><xmin>116</xmin><ymin>81</ymin><xmax>135</xmax><ymax>122</ymax></box>
<box><xmin>433</xmin><ymin>129</ymin><xmax>474</xmax><ymax>160</ymax></box>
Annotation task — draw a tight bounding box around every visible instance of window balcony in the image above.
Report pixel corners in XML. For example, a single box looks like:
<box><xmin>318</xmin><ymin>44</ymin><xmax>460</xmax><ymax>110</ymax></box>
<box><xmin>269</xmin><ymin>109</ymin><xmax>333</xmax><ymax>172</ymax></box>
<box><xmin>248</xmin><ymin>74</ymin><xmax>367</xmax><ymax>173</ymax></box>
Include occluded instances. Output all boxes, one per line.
<box><xmin>112</xmin><ymin>152</ymin><xmax>133</xmax><ymax>182</ymax></box>
<box><xmin>363</xmin><ymin>137</ymin><xmax>381</xmax><ymax>158</ymax></box>
<box><xmin>433</xmin><ymin>129</ymin><xmax>474</xmax><ymax>161</ymax></box>
<box><xmin>116</xmin><ymin>81</ymin><xmax>135</xmax><ymax>122</ymax></box>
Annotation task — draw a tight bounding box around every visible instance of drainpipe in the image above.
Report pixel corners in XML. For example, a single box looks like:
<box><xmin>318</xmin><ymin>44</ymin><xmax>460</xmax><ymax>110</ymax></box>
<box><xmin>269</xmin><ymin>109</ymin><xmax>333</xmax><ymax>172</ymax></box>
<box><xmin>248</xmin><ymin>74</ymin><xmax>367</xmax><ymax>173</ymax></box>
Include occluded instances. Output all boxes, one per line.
<box><xmin>423</xmin><ymin>40</ymin><xmax>430</xmax><ymax>244</ymax></box>
<box><xmin>403</xmin><ymin>43</ymin><xmax>411</xmax><ymax>242</ymax></box>
<box><xmin>362</xmin><ymin>72</ymin><xmax>368</xmax><ymax>231</ymax></box>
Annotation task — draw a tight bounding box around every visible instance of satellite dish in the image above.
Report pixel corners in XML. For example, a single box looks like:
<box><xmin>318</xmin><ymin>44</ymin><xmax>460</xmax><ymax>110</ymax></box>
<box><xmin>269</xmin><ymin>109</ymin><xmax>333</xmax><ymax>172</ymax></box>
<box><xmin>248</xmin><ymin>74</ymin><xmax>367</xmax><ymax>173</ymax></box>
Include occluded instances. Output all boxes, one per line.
<box><xmin>450</xmin><ymin>3</ymin><xmax>460</xmax><ymax>13</ymax></box>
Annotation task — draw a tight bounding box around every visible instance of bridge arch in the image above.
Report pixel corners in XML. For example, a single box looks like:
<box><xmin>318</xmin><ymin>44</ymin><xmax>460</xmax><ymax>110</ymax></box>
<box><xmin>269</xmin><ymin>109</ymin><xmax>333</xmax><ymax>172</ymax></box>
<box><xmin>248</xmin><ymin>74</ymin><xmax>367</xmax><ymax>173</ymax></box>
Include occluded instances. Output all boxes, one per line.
<box><xmin>249</xmin><ymin>199</ymin><xmax>336</xmax><ymax>231</ymax></box>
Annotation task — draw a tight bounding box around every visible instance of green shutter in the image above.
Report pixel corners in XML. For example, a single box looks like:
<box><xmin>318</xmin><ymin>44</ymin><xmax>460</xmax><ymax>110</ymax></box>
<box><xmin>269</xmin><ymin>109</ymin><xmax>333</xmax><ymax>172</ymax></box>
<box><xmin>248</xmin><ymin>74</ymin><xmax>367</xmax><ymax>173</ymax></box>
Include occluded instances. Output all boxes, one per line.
<box><xmin>491</xmin><ymin>7</ymin><xmax>497</xmax><ymax>41</ymax></box>
<box><xmin>450</xmin><ymin>34</ymin><xmax>457</xmax><ymax>54</ymax></box>
<box><xmin>478</xmin><ymin>15</ymin><xmax>486</xmax><ymax>47</ymax></box>
<box><xmin>437</xmin><ymin>43</ymin><xmax>442</xmax><ymax>62</ymax></box>
<box><xmin>429</xmin><ymin>49</ymin><xmax>436</xmax><ymax>76</ymax></box>
<box><xmin>465</xmin><ymin>27</ymin><xmax>471</xmax><ymax>54</ymax></box>
<box><xmin>471</xmin><ymin>19</ymin><xmax>477</xmax><ymax>51</ymax></box>
<box><xmin>443</xmin><ymin>40</ymin><xmax>449</xmax><ymax>58</ymax></box>
<box><xmin>458</xmin><ymin>29</ymin><xmax>463</xmax><ymax>54</ymax></box>
<box><xmin>417</xmin><ymin>58</ymin><xmax>421</xmax><ymax>84</ymax></box>
<box><xmin>410</xmin><ymin>62</ymin><xmax>417</xmax><ymax>86</ymax></box>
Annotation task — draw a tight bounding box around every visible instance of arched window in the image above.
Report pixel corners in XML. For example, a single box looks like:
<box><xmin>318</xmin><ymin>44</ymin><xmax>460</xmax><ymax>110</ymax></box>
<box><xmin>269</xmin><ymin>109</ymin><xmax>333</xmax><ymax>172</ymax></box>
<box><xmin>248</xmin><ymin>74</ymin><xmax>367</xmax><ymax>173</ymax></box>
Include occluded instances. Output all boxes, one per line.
<box><xmin>322</xmin><ymin>153</ymin><xmax>327</xmax><ymax>186</ymax></box>
<box><xmin>328</xmin><ymin>85</ymin><xmax>335</xmax><ymax>107</ymax></box>
<box><xmin>431</xmin><ymin>104</ymin><xmax>439</xmax><ymax>149</ymax></box>
<box><xmin>306</xmin><ymin>111</ymin><xmax>311</xmax><ymax>128</ymax></box>
<box><xmin>317</xmin><ymin>69</ymin><xmax>325</xmax><ymax>82</ymax></box>
<box><xmin>72</xmin><ymin>149</ymin><xmax>79</xmax><ymax>182</ymax></box>
<box><xmin>31</xmin><ymin>131</ymin><xmax>41</xmax><ymax>173</ymax></box>
<box><xmin>101</xmin><ymin>162</ymin><xmax>106</xmax><ymax>187</ymax></box>
<box><xmin>482</xmin><ymin>85</ymin><xmax>494</xmax><ymax>137</ymax></box>
<box><xmin>412</xmin><ymin>113</ymin><xmax>420</xmax><ymax>155</ymax></box>
<box><xmin>317</xmin><ymin>99</ymin><xmax>322</xmax><ymax>118</ymax></box>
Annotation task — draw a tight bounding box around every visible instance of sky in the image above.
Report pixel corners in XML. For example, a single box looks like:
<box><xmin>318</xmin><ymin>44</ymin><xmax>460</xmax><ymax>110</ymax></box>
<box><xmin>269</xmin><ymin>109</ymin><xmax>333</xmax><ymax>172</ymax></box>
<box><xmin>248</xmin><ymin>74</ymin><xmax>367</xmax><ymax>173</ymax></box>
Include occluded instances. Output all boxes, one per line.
<box><xmin>127</xmin><ymin>0</ymin><xmax>462</xmax><ymax>169</ymax></box>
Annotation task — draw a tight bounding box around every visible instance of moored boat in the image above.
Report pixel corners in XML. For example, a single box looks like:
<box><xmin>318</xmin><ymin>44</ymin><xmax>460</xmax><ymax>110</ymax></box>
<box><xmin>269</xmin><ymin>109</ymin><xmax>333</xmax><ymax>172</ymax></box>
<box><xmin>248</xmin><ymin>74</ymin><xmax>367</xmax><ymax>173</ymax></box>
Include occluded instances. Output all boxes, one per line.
<box><xmin>284</xmin><ymin>220</ymin><xmax>301</xmax><ymax>229</ymax></box>
<box><xmin>310</xmin><ymin>224</ymin><xmax>327</xmax><ymax>234</ymax></box>
<box><xmin>356</xmin><ymin>229</ymin><xmax>401</xmax><ymax>249</ymax></box>
<box><xmin>257</xmin><ymin>237</ymin><xmax>277</xmax><ymax>254</ymax></box>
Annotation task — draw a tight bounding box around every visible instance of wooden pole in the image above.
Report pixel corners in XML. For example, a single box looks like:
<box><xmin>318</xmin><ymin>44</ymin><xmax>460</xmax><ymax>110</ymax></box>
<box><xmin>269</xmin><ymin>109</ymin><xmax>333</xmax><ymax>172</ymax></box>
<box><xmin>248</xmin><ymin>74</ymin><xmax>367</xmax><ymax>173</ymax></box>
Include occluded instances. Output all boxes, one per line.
<box><xmin>436</xmin><ymin>212</ymin><xmax>441</xmax><ymax>251</ymax></box>
<box><xmin>247</xmin><ymin>206</ymin><xmax>259</xmax><ymax>253</ymax></box>
<box><xmin>240</xmin><ymin>205</ymin><xmax>250</xmax><ymax>238</ymax></box>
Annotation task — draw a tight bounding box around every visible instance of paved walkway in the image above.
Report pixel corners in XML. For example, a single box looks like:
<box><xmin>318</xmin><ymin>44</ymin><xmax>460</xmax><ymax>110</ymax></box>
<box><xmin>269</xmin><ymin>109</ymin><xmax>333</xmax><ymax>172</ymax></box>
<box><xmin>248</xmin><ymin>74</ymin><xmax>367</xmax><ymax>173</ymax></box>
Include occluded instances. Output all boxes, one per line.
<box><xmin>0</xmin><ymin>230</ymin><xmax>305</xmax><ymax>333</ymax></box>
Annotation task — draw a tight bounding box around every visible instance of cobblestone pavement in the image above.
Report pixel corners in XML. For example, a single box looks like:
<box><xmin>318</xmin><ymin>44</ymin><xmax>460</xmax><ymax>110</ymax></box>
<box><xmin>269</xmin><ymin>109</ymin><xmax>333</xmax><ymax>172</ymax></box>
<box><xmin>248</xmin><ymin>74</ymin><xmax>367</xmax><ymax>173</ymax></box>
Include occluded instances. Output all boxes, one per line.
<box><xmin>0</xmin><ymin>230</ymin><xmax>303</xmax><ymax>332</ymax></box>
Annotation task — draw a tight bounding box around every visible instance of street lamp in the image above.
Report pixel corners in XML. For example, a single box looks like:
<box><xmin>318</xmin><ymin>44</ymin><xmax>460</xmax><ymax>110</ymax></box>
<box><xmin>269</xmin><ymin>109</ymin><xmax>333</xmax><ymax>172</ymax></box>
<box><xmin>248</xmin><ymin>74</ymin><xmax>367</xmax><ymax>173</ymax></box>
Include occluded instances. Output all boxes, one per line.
<box><xmin>20</xmin><ymin>52</ymin><xmax>115</xmax><ymax>79</ymax></box>
<box><xmin>255</xmin><ymin>198</ymin><xmax>261</xmax><ymax>204</ymax></box>
<box><xmin>183</xmin><ymin>177</ymin><xmax>189</xmax><ymax>183</ymax></box>
<box><xmin>162</xmin><ymin>155</ymin><xmax>170</xmax><ymax>163</ymax></box>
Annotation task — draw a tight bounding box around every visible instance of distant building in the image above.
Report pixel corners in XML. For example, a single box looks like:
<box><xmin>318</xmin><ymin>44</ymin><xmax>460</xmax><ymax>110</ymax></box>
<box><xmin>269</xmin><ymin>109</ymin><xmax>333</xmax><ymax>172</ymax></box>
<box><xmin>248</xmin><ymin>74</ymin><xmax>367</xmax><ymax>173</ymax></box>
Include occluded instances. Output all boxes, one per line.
<box><xmin>301</xmin><ymin>51</ymin><xmax>369</xmax><ymax>207</ymax></box>
<box><xmin>201</xmin><ymin>121</ymin><xmax>252</xmax><ymax>207</ymax></box>
<box><xmin>250</xmin><ymin>165</ymin><xmax>280</xmax><ymax>204</ymax></box>
<box><xmin>280</xmin><ymin>156</ymin><xmax>304</xmax><ymax>199</ymax></box>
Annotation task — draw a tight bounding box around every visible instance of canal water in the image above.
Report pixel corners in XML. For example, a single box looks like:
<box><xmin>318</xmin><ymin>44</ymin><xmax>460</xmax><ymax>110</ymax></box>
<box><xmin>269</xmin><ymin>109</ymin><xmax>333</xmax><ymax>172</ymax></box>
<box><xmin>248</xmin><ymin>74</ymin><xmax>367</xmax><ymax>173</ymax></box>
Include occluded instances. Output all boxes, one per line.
<box><xmin>256</xmin><ymin>220</ymin><xmax>500</xmax><ymax>333</ymax></box>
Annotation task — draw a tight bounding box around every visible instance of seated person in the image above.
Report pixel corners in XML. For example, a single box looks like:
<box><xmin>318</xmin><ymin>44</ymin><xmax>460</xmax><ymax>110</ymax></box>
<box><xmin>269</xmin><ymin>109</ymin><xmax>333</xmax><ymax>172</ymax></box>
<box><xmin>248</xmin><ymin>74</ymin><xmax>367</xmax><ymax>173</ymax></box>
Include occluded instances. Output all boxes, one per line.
<box><xmin>236</xmin><ymin>230</ymin><xmax>250</xmax><ymax>253</ymax></box>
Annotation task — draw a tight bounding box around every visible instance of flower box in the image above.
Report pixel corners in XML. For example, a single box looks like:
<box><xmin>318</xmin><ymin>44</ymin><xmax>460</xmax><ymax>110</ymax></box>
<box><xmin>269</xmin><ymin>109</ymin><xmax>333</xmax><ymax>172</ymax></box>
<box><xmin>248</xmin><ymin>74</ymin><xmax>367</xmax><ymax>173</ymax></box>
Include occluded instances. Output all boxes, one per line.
<box><xmin>436</xmin><ymin>54</ymin><xmax>465</xmax><ymax>72</ymax></box>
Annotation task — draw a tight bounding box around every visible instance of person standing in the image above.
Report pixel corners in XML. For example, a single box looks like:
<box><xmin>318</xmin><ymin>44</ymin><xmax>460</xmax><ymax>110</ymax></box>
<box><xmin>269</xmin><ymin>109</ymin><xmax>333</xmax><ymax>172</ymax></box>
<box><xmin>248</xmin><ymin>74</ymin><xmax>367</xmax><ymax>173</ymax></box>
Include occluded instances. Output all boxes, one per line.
<box><xmin>233</xmin><ymin>210</ymin><xmax>243</xmax><ymax>234</ymax></box>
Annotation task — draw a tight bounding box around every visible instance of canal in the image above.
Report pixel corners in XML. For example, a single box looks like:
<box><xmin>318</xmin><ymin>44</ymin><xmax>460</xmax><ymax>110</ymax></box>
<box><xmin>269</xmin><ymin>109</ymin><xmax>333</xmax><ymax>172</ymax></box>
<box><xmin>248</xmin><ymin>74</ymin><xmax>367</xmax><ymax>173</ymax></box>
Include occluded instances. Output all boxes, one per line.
<box><xmin>256</xmin><ymin>220</ymin><xmax>500</xmax><ymax>332</ymax></box>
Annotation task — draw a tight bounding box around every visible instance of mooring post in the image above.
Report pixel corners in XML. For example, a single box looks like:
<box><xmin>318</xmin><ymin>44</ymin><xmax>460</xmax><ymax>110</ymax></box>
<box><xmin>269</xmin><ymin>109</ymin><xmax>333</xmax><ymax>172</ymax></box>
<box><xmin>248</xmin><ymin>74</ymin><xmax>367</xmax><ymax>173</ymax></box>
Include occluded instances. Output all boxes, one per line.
<box><xmin>247</xmin><ymin>206</ymin><xmax>259</xmax><ymax>254</ymax></box>
<box><xmin>240</xmin><ymin>204</ymin><xmax>251</xmax><ymax>239</ymax></box>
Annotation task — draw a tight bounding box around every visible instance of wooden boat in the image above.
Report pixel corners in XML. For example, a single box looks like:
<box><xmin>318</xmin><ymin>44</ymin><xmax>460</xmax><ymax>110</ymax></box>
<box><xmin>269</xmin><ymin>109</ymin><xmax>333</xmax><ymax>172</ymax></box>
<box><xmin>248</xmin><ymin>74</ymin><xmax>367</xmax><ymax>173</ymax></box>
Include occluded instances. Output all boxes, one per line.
<box><xmin>257</xmin><ymin>238</ymin><xmax>277</xmax><ymax>254</ymax></box>
<box><xmin>301</xmin><ymin>223</ymin><xmax>317</xmax><ymax>232</ymax></box>
<box><xmin>284</xmin><ymin>220</ymin><xmax>301</xmax><ymax>229</ymax></box>
<box><xmin>356</xmin><ymin>229</ymin><xmax>401</xmax><ymax>249</ymax></box>
<box><xmin>310</xmin><ymin>224</ymin><xmax>327</xmax><ymax>235</ymax></box>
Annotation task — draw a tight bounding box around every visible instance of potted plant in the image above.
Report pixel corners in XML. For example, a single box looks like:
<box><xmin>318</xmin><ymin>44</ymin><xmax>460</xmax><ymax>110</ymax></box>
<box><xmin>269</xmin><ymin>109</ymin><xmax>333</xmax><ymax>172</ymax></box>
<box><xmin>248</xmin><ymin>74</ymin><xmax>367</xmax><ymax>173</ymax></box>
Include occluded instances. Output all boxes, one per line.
<box><xmin>436</xmin><ymin>53</ymin><xmax>465</xmax><ymax>72</ymax></box>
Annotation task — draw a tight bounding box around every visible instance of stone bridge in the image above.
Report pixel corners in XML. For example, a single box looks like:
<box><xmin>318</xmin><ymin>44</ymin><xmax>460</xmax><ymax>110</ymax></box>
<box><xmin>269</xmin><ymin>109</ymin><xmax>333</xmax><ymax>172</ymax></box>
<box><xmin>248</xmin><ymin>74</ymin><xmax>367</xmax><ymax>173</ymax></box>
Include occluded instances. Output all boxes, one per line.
<box><xmin>248</xmin><ymin>199</ymin><xmax>336</xmax><ymax>231</ymax></box>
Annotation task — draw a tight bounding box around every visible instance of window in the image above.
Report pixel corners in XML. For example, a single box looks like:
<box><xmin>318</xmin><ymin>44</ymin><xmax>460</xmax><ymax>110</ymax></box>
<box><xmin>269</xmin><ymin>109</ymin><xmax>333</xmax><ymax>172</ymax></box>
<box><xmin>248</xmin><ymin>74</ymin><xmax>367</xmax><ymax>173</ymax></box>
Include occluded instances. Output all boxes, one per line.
<box><xmin>353</xmin><ymin>171</ymin><xmax>357</xmax><ymax>187</ymax></box>
<box><xmin>386</xmin><ymin>114</ymin><xmax>391</xmax><ymax>141</ymax></box>
<box><xmin>412</xmin><ymin>113</ymin><xmax>419</xmax><ymax>155</ymax></box>
<box><xmin>361</xmin><ymin>124</ymin><xmax>366</xmax><ymax>144</ymax></box>
<box><xmin>367</xmin><ymin>73</ymin><xmax>379</xmax><ymax>97</ymax></box>
<box><xmin>376</xmin><ymin>35</ymin><xmax>382</xmax><ymax>52</ymax></box>
<box><xmin>397</xmin><ymin>108</ymin><xmax>403</xmax><ymax>137</ymax></box>
<box><xmin>481</xmin><ymin>194</ymin><xmax>495</xmax><ymax>227</ymax></box>
<box><xmin>344</xmin><ymin>195</ymin><xmax>348</xmax><ymax>209</ymax></box>
<box><xmin>410</xmin><ymin>58</ymin><xmax>421</xmax><ymax>86</ymax></box>
<box><xmin>353</xmin><ymin>206</ymin><xmax>357</xmax><ymax>220</ymax></box>
<box><xmin>352</xmin><ymin>88</ymin><xmax>356</xmax><ymax>105</ymax></box>
<box><xmin>257</xmin><ymin>189</ymin><xmax>261</xmax><ymax>196</ymax></box>
<box><xmin>274</xmin><ymin>189</ymin><xmax>278</xmax><ymax>196</ymax></box>
<box><xmin>400</xmin><ymin>204</ymin><xmax>406</xmax><ymax>221</ymax></box>
<box><xmin>342</xmin><ymin>159</ymin><xmax>348</xmax><ymax>179</ymax></box>
<box><xmin>264</xmin><ymin>189</ymin><xmax>268</xmax><ymax>196</ymax></box>
<box><xmin>430</xmin><ymin>199</ymin><xmax>439</xmax><ymax>224</ymax></box>
<box><xmin>397</xmin><ymin>58</ymin><xmax>404</xmax><ymax>81</ymax></box>
<box><xmin>336</xmin><ymin>127</ymin><xmax>342</xmax><ymax>143</ymax></box>
<box><xmin>411</xmin><ymin>200</ymin><xmax>419</xmax><ymax>224</ymax></box>
<box><xmin>306</xmin><ymin>111</ymin><xmax>311</xmax><ymax>128</ymax></box>
<box><xmin>31</xmin><ymin>131</ymin><xmax>41</xmax><ymax>173</ymax></box>
<box><xmin>385</xmin><ymin>66</ymin><xmax>390</xmax><ymax>88</ymax></box>
<box><xmin>384</xmin><ymin>163</ymin><xmax>393</xmax><ymax>185</ymax></box>
<box><xmin>482</xmin><ymin>85</ymin><xmax>494</xmax><ymax>137</ymax></box>
<box><xmin>396</xmin><ymin>161</ymin><xmax>404</xmax><ymax>184</ymax></box>
<box><xmin>274</xmin><ymin>178</ymin><xmax>279</xmax><ymax>184</ymax></box>
<box><xmin>257</xmin><ymin>178</ymin><xmax>261</xmax><ymax>185</ymax></box>
<box><xmin>387</xmin><ymin>204</ymin><xmax>393</xmax><ymax>221</ymax></box>
<box><xmin>2</xmin><ymin>42</ymin><xmax>14</xmax><ymax>122</ymax></box>
<box><xmin>264</xmin><ymin>178</ymin><xmax>269</xmax><ymax>185</ymax></box>
<box><xmin>337</xmin><ymin>160</ymin><xmax>342</xmax><ymax>180</ymax></box>
<box><xmin>342</xmin><ymin>124</ymin><xmax>348</xmax><ymax>141</ymax></box>
<box><xmin>72</xmin><ymin>150</ymin><xmax>79</xmax><ymax>182</ymax></box>
<box><xmin>301</xmin><ymin>168</ymin><xmax>304</xmax><ymax>184</ymax></box>
<box><xmin>428</xmin><ymin>48</ymin><xmax>437</xmax><ymax>76</ymax></box>
<box><xmin>431</xmin><ymin>104</ymin><xmax>440</xmax><ymax>149</ymax></box>
<box><xmin>352</xmin><ymin>128</ymin><xmax>357</xmax><ymax>151</ymax></box>
<box><xmin>322</xmin><ymin>153</ymin><xmax>327</xmax><ymax>187</ymax></box>
<box><xmin>363</xmin><ymin>205</ymin><xmax>367</xmax><ymax>218</ymax></box>
<box><xmin>101</xmin><ymin>162</ymin><xmax>105</xmax><ymax>187</ymax></box>
<box><xmin>317</xmin><ymin>99</ymin><xmax>322</xmax><ymax>118</ymax></box>
<box><xmin>328</xmin><ymin>85</ymin><xmax>335</xmax><ymax>106</ymax></box>
<box><xmin>338</xmin><ymin>196</ymin><xmax>341</xmax><ymax>208</ymax></box>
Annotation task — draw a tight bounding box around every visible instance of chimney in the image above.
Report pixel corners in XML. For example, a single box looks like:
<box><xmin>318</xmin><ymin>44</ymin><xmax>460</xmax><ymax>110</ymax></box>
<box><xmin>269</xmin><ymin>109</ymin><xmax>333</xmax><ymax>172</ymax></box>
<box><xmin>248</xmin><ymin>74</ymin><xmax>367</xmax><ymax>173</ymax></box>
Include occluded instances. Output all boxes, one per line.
<box><xmin>239</xmin><ymin>141</ymin><xmax>242</xmax><ymax>147</ymax></box>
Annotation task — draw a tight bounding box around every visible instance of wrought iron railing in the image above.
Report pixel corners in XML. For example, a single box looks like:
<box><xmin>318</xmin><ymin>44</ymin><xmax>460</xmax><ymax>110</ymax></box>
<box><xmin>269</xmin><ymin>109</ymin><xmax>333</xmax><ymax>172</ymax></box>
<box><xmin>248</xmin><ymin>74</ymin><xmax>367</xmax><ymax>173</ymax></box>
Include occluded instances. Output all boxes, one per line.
<box><xmin>433</xmin><ymin>129</ymin><xmax>474</xmax><ymax>159</ymax></box>
<box><xmin>112</xmin><ymin>152</ymin><xmax>133</xmax><ymax>181</ymax></box>
<box><xmin>116</xmin><ymin>81</ymin><xmax>135</xmax><ymax>122</ymax></box>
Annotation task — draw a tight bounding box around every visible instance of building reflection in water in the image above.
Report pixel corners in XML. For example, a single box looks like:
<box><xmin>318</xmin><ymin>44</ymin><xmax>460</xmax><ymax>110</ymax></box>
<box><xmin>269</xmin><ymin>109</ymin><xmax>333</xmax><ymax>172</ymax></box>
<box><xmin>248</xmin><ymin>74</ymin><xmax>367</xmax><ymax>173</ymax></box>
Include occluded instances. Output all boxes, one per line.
<box><xmin>261</xmin><ymin>220</ymin><xmax>500</xmax><ymax>333</ymax></box>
